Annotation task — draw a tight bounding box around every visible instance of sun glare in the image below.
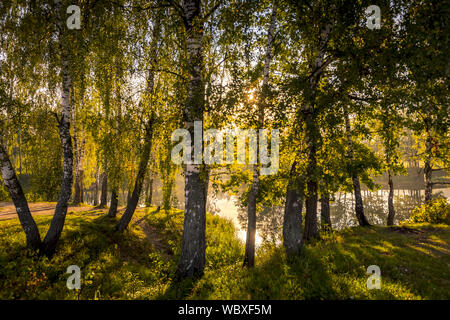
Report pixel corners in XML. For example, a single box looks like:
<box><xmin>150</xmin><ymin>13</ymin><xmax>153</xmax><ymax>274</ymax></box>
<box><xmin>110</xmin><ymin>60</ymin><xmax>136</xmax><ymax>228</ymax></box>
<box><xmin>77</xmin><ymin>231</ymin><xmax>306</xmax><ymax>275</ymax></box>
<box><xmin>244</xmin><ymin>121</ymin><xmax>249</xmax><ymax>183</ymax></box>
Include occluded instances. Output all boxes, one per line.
<box><xmin>238</xmin><ymin>229</ymin><xmax>263</xmax><ymax>248</ymax></box>
<box><xmin>248</xmin><ymin>88</ymin><xmax>256</xmax><ymax>102</ymax></box>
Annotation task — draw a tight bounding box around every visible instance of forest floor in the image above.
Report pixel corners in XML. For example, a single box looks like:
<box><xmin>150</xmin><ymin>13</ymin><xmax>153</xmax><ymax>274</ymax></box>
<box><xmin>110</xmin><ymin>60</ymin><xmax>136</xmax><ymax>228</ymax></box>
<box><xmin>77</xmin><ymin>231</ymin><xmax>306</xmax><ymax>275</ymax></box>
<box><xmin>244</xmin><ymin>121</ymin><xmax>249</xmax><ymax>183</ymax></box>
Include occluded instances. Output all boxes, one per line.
<box><xmin>0</xmin><ymin>205</ymin><xmax>449</xmax><ymax>300</ymax></box>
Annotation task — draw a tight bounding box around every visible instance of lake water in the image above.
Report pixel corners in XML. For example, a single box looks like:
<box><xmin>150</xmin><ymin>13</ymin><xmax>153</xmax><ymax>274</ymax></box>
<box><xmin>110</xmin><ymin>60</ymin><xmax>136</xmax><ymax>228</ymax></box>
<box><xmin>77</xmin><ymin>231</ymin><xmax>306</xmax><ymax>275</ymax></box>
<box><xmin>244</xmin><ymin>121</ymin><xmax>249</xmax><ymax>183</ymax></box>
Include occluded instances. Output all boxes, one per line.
<box><xmin>212</xmin><ymin>188</ymin><xmax>450</xmax><ymax>245</ymax></box>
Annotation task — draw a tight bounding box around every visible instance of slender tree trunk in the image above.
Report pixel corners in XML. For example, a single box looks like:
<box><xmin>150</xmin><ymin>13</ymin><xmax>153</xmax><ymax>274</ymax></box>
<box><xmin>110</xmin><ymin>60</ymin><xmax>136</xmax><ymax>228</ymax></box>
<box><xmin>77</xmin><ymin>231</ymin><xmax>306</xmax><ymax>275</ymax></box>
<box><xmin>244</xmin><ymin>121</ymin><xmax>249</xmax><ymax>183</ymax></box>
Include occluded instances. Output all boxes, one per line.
<box><xmin>244</xmin><ymin>164</ymin><xmax>259</xmax><ymax>267</ymax></box>
<box><xmin>72</xmin><ymin>83</ymin><xmax>84</xmax><ymax>205</ymax></box>
<box><xmin>93</xmin><ymin>169</ymin><xmax>99</xmax><ymax>206</ymax></box>
<box><xmin>42</xmin><ymin>87</ymin><xmax>73</xmax><ymax>256</ymax></box>
<box><xmin>177</xmin><ymin>0</ymin><xmax>207</xmax><ymax>279</ymax></box>
<box><xmin>243</xmin><ymin>0</ymin><xmax>277</xmax><ymax>268</ymax></box>
<box><xmin>116</xmin><ymin>120</ymin><xmax>155</xmax><ymax>232</ymax></box>
<box><xmin>162</xmin><ymin>181</ymin><xmax>172</xmax><ymax>210</ymax></box>
<box><xmin>73</xmin><ymin>169</ymin><xmax>84</xmax><ymax>204</ymax></box>
<box><xmin>108</xmin><ymin>189</ymin><xmax>119</xmax><ymax>218</ymax></box>
<box><xmin>42</xmin><ymin>1</ymin><xmax>74</xmax><ymax>256</ymax></box>
<box><xmin>302</xmin><ymin>25</ymin><xmax>331</xmax><ymax>240</ymax></box>
<box><xmin>73</xmin><ymin>175</ymin><xmax>81</xmax><ymax>204</ymax></box>
<box><xmin>0</xmin><ymin>144</ymin><xmax>41</xmax><ymax>250</ymax></box>
<box><xmin>283</xmin><ymin>161</ymin><xmax>304</xmax><ymax>257</ymax></box>
<box><xmin>162</xmin><ymin>160</ymin><xmax>175</xmax><ymax>210</ymax></box>
<box><xmin>424</xmin><ymin>131</ymin><xmax>433</xmax><ymax>203</ymax></box>
<box><xmin>344</xmin><ymin>105</ymin><xmax>370</xmax><ymax>226</ymax></box>
<box><xmin>72</xmin><ymin>148</ymin><xmax>84</xmax><ymax>205</ymax></box>
<box><xmin>320</xmin><ymin>195</ymin><xmax>332</xmax><ymax>231</ymax></box>
<box><xmin>387</xmin><ymin>170</ymin><xmax>395</xmax><ymax>226</ymax></box>
<box><xmin>116</xmin><ymin>11</ymin><xmax>160</xmax><ymax>232</ymax></box>
<box><xmin>99</xmin><ymin>172</ymin><xmax>108</xmax><ymax>208</ymax></box>
<box><xmin>72</xmin><ymin>85</ymin><xmax>80</xmax><ymax>204</ymax></box>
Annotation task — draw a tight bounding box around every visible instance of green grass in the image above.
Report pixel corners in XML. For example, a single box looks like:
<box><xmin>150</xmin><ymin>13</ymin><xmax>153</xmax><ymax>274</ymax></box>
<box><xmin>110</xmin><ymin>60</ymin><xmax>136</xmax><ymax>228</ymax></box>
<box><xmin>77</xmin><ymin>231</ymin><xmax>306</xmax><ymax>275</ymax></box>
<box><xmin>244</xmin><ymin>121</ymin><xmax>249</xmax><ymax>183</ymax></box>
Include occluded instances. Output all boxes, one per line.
<box><xmin>191</xmin><ymin>224</ymin><xmax>450</xmax><ymax>300</ymax></box>
<box><xmin>0</xmin><ymin>206</ymin><xmax>448</xmax><ymax>300</ymax></box>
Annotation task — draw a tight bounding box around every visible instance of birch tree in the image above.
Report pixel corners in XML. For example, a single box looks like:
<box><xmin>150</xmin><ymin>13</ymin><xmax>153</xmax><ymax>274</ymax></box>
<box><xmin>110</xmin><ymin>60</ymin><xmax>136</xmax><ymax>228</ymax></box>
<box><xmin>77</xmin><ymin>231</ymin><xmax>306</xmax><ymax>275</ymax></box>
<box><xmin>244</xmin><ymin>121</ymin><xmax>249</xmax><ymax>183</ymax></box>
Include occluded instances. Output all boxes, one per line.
<box><xmin>243</xmin><ymin>0</ymin><xmax>278</xmax><ymax>268</ymax></box>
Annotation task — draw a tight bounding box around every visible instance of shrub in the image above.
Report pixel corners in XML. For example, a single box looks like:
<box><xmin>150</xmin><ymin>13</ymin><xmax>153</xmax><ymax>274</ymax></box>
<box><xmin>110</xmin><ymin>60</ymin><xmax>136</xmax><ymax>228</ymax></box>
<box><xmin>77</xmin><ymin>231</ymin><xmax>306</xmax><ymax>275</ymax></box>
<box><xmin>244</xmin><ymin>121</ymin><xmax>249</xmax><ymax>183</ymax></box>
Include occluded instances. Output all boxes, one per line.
<box><xmin>407</xmin><ymin>198</ymin><xmax>450</xmax><ymax>225</ymax></box>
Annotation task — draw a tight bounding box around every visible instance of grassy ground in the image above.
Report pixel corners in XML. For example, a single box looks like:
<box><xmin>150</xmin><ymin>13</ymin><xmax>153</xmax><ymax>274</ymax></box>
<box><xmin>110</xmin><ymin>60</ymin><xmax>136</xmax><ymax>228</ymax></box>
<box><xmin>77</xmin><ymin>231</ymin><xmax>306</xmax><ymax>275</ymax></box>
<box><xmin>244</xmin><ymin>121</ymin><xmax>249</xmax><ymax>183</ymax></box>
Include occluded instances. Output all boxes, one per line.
<box><xmin>0</xmin><ymin>206</ymin><xmax>448</xmax><ymax>300</ymax></box>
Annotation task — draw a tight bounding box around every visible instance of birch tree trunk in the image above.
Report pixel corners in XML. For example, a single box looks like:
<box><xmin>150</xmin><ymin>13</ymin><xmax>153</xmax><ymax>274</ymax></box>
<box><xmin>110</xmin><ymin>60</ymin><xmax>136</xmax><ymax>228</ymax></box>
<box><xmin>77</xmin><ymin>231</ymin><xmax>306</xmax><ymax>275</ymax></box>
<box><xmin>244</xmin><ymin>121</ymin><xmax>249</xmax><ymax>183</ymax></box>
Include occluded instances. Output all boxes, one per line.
<box><xmin>42</xmin><ymin>0</ymin><xmax>74</xmax><ymax>256</ymax></box>
<box><xmin>344</xmin><ymin>105</ymin><xmax>370</xmax><ymax>226</ymax></box>
<box><xmin>0</xmin><ymin>144</ymin><xmax>41</xmax><ymax>250</ymax></box>
<box><xmin>243</xmin><ymin>0</ymin><xmax>277</xmax><ymax>268</ymax></box>
<box><xmin>176</xmin><ymin>0</ymin><xmax>207</xmax><ymax>278</ymax></box>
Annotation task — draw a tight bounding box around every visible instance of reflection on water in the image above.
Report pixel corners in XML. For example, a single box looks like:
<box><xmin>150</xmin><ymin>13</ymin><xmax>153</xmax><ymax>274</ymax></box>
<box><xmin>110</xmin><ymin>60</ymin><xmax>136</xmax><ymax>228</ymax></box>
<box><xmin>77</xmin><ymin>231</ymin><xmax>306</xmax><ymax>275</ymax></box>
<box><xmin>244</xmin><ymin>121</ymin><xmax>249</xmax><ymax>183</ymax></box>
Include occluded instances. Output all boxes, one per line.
<box><xmin>213</xmin><ymin>188</ymin><xmax>450</xmax><ymax>246</ymax></box>
<box><xmin>212</xmin><ymin>196</ymin><xmax>264</xmax><ymax>246</ymax></box>
<box><xmin>331</xmin><ymin>189</ymin><xmax>424</xmax><ymax>230</ymax></box>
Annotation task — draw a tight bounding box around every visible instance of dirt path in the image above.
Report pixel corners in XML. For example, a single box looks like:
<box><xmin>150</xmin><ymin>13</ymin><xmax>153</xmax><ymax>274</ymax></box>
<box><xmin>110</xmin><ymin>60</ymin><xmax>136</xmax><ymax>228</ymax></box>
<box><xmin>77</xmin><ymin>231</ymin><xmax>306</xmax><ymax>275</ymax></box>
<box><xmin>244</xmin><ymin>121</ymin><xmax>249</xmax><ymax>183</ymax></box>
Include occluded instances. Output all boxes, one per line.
<box><xmin>137</xmin><ymin>220</ymin><xmax>172</xmax><ymax>259</ymax></box>
<box><xmin>0</xmin><ymin>202</ymin><xmax>99</xmax><ymax>220</ymax></box>
<box><xmin>131</xmin><ymin>207</ymin><xmax>172</xmax><ymax>260</ymax></box>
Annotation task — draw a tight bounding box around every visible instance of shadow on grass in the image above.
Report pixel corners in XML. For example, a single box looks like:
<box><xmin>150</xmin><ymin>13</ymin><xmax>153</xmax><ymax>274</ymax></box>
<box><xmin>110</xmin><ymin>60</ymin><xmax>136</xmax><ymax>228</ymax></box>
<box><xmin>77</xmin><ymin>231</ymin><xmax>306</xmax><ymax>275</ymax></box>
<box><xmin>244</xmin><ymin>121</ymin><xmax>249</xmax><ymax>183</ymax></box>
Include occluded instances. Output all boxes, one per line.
<box><xmin>323</xmin><ymin>226</ymin><xmax>450</xmax><ymax>299</ymax></box>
